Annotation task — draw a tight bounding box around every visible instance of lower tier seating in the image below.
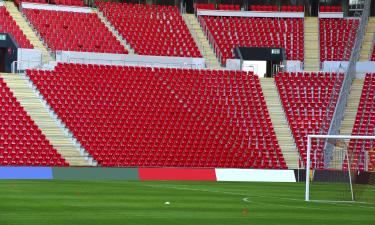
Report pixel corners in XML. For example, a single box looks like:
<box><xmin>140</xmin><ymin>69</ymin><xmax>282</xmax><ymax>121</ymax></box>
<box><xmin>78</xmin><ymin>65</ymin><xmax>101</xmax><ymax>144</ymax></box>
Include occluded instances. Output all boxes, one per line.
<box><xmin>0</xmin><ymin>77</ymin><xmax>67</xmax><ymax>166</ymax></box>
<box><xmin>23</xmin><ymin>9</ymin><xmax>128</xmax><ymax>54</ymax></box>
<box><xmin>27</xmin><ymin>63</ymin><xmax>287</xmax><ymax>168</ymax></box>
<box><xmin>200</xmin><ymin>16</ymin><xmax>304</xmax><ymax>65</ymax></box>
<box><xmin>345</xmin><ymin>73</ymin><xmax>374</xmax><ymax>171</ymax></box>
<box><xmin>0</xmin><ymin>7</ymin><xmax>33</xmax><ymax>48</ymax></box>
<box><xmin>319</xmin><ymin>18</ymin><xmax>359</xmax><ymax>61</ymax></box>
<box><xmin>276</xmin><ymin>72</ymin><xmax>344</xmax><ymax>168</ymax></box>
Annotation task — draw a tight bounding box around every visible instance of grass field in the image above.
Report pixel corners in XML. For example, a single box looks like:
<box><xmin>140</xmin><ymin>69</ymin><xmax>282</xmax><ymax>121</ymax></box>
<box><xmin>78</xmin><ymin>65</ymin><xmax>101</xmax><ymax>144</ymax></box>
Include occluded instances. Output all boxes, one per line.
<box><xmin>0</xmin><ymin>180</ymin><xmax>374</xmax><ymax>225</ymax></box>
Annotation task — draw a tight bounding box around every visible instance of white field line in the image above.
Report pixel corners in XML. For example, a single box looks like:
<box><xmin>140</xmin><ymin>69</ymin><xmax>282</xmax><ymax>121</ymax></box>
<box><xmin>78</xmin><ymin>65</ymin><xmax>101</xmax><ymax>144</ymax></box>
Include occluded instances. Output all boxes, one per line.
<box><xmin>141</xmin><ymin>183</ymin><xmax>375</xmax><ymax>210</ymax></box>
<box><xmin>141</xmin><ymin>184</ymin><xmax>330</xmax><ymax>211</ymax></box>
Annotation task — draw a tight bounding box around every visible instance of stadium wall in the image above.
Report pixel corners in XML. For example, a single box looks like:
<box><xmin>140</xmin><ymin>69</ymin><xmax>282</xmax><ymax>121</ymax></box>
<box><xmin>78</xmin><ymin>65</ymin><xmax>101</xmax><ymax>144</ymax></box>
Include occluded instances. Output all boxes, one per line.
<box><xmin>0</xmin><ymin>167</ymin><xmax>296</xmax><ymax>182</ymax></box>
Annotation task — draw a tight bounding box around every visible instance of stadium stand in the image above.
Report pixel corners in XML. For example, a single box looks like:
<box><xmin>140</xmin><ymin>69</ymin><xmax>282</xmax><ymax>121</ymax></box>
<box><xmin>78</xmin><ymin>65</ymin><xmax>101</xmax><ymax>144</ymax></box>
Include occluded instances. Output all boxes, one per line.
<box><xmin>22</xmin><ymin>9</ymin><xmax>128</xmax><ymax>54</ymax></box>
<box><xmin>319</xmin><ymin>18</ymin><xmax>359</xmax><ymax>61</ymax></box>
<box><xmin>200</xmin><ymin>16</ymin><xmax>304</xmax><ymax>65</ymax></box>
<box><xmin>275</xmin><ymin>72</ymin><xmax>344</xmax><ymax>168</ymax></box>
<box><xmin>249</xmin><ymin>5</ymin><xmax>278</xmax><ymax>12</ymax></box>
<box><xmin>15</xmin><ymin>0</ymin><xmax>84</xmax><ymax>7</ymax></box>
<box><xmin>27</xmin><ymin>63</ymin><xmax>287</xmax><ymax>168</ymax></box>
<box><xmin>96</xmin><ymin>2</ymin><xmax>201</xmax><ymax>57</ymax></box>
<box><xmin>218</xmin><ymin>4</ymin><xmax>240</xmax><ymax>11</ymax></box>
<box><xmin>0</xmin><ymin>7</ymin><xmax>33</xmax><ymax>48</ymax></box>
<box><xmin>0</xmin><ymin>77</ymin><xmax>68</xmax><ymax>166</ymax></box>
<box><xmin>50</xmin><ymin>0</ymin><xmax>85</xmax><ymax>7</ymax></box>
<box><xmin>319</xmin><ymin>6</ymin><xmax>342</xmax><ymax>12</ymax></box>
<box><xmin>194</xmin><ymin>3</ymin><xmax>216</xmax><ymax>10</ymax></box>
<box><xmin>281</xmin><ymin>6</ymin><xmax>304</xmax><ymax>12</ymax></box>
<box><xmin>345</xmin><ymin>73</ymin><xmax>374</xmax><ymax>171</ymax></box>
<box><xmin>372</xmin><ymin>46</ymin><xmax>375</xmax><ymax>61</ymax></box>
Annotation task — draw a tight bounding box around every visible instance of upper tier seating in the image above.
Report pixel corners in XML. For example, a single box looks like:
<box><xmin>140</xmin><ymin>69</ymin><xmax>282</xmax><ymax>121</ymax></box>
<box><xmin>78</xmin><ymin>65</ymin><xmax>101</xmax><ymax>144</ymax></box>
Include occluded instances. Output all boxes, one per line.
<box><xmin>96</xmin><ymin>2</ymin><xmax>201</xmax><ymax>57</ymax></box>
<box><xmin>345</xmin><ymin>73</ymin><xmax>374</xmax><ymax>171</ymax></box>
<box><xmin>371</xmin><ymin>46</ymin><xmax>375</xmax><ymax>61</ymax></box>
<box><xmin>50</xmin><ymin>0</ymin><xmax>85</xmax><ymax>6</ymax></box>
<box><xmin>281</xmin><ymin>6</ymin><xmax>304</xmax><ymax>12</ymax></box>
<box><xmin>319</xmin><ymin>18</ymin><xmax>359</xmax><ymax>61</ymax></box>
<box><xmin>319</xmin><ymin>6</ymin><xmax>342</xmax><ymax>12</ymax></box>
<box><xmin>27</xmin><ymin>63</ymin><xmax>287</xmax><ymax>169</ymax></box>
<box><xmin>23</xmin><ymin>9</ymin><xmax>128</xmax><ymax>54</ymax></box>
<box><xmin>200</xmin><ymin>16</ymin><xmax>304</xmax><ymax>65</ymax></box>
<box><xmin>276</xmin><ymin>72</ymin><xmax>344</xmax><ymax>168</ymax></box>
<box><xmin>0</xmin><ymin>7</ymin><xmax>33</xmax><ymax>48</ymax></box>
<box><xmin>15</xmin><ymin>0</ymin><xmax>84</xmax><ymax>7</ymax></box>
<box><xmin>15</xmin><ymin>0</ymin><xmax>47</xmax><ymax>7</ymax></box>
<box><xmin>195</xmin><ymin>3</ymin><xmax>216</xmax><ymax>10</ymax></box>
<box><xmin>0</xmin><ymin>77</ymin><xmax>67</xmax><ymax>166</ymax></box>
<box><xmin>249</xmin><ymin>5</ymin><xmax>278</xmax><ymax>12</ymax></box>
<box><xmin>218</xmin><ymin>4</ymin><xmax>240</xmax><ymax>11</ymax></box>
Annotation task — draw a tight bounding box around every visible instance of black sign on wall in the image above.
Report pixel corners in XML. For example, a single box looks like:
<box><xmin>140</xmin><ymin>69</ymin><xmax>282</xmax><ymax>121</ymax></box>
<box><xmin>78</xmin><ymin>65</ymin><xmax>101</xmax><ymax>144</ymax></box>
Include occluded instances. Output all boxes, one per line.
<box><xmin>234</xmin><ymin>46</ymin><xmax>285</xmax><ymax>61</ymax></box>
<box><xmin>0</xmin><ymin>33</ymin><xmax>18</xmax><ymax>73</ymax></box>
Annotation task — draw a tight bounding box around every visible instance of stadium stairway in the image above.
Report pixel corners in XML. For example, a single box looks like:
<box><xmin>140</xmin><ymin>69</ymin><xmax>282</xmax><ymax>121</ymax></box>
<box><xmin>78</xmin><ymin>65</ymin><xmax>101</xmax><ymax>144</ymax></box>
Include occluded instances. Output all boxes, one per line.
<box><xmin>260</xmin><ymin>78</ymin><xmax>299</xmax><ymax>169</ymax></box>
<box><xmin>5</xmin><ymin>2</ymin><xmax>52</xmax><ymax>63</ymax></box>
<box><xmin>339</xmin><ymin>79</ymin><xmax>365</xmax><ymax>135</ymax></box>
<box><xmin>95</xmin><ymin>9</ymin><xmax>134</xmax><ymax>54</ymax></box>
<box><xmin>359</xmin><ymin>17</ymin><xmax>375</xmax><ymax>61</ymax></box>
<box><xmin>0</xmin><ymin>73</ymin><xmax>91</xmax><ymax>166</ymax></box>
<box><xmin>304</xmin><ymin>17</ymin><xmax>320</xmax><ymax>71</ymax></box>
<box><xmin>182</xmin><ymin>14</ymin><xmax>222</xmax><ymax>70</ymax></box>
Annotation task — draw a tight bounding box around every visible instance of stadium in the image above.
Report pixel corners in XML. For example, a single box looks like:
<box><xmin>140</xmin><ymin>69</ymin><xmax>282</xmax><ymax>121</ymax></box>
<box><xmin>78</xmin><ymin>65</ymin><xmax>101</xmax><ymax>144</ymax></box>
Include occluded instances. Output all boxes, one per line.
<box><xmin>0</xmin><ymin>0</ymin><xmax>374</xmax><ymax>224</ymax></box>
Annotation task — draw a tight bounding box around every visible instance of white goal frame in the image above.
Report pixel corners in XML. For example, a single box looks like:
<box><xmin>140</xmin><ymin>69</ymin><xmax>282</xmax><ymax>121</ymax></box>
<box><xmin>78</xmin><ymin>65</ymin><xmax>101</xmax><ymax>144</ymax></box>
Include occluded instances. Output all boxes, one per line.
<box><xmin>305</xmin><ymin>134</ymin><xmax>375</xmax><ymax>202</ymax></box>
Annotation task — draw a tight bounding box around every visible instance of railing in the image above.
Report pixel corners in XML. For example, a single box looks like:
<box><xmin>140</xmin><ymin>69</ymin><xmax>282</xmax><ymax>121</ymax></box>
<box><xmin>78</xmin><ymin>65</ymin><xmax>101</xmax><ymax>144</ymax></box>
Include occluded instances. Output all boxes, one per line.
<box><xmin>322</xmin><ymin>0</ymin><xmax>371</xmax><ymax>168</ymax></box>
<box><xmin>11</xmin><ymin>60</ymin><xmax>44</xmax><ymax>74</ymax></box>
<box><xmin>370</xmin><ymin>32</ymin><xmax>375</xmax><ymax>61</ymax></box>
<box><xmin>66</xmin><ymin>57</ymin><xmax>203</xmax><ymax>69</ymax></box>
<box><xmin>198</xmin><ymin>16</ymin><xmax>223</xmax><ymax>67</ymax></box>
<box><xmin>182</xmin><ymin>14</ymin><xmax>212</xmax><ymax>69</ymax></box>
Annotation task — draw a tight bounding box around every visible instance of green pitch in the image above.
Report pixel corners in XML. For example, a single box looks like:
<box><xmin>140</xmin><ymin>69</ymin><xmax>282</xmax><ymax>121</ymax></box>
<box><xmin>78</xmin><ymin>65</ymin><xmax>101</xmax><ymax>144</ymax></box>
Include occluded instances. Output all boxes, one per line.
<box><xmin>0</xmin><ymin>180</ymin><xmax>374</xmax><ymax>225</ymax></box>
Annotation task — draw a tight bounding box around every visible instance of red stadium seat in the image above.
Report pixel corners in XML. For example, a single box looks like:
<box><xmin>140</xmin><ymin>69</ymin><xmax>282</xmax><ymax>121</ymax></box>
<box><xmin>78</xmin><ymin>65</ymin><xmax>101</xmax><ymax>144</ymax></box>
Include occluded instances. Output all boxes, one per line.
<box><xmin>319</xmin><ymin>18</ymin><xmax>359</xmax><ymax>62</ymax></box>
<box><xmin>0</xmin><ymin>77</ymin><xmax>68</xmax><ymax>166</ymax></box>
<box><xmin>343</xmin><ymin>73</ymin><xmax>375</xmax><ymax>171</ymax></box>
<box><xmin>199</xmin><ymin>16</ymin><xmax>304</xmax><ymax>65</ymax></box>
<box><xmin>96</xmin><ymin>2</ymin><xmax>201</xmax><ymax>58</ymax></box>
<box><xmin>23</xmin><ymin>8</ymin><xmax>128</xmax><ymax>54</ymax></box>
<box><xmin>0</xmin><ymin>7</ymin><xmax>33</xmax><ymax>48</ymax></box>
<box><xmin>27</xmin><ymin>64</ymin><xmax>287</xmax><ymax>169</ymax></box>
<box><xmin>275</xmin><ymin>72</ymin><xmax>344</xmax><ymax>168</ymax></box>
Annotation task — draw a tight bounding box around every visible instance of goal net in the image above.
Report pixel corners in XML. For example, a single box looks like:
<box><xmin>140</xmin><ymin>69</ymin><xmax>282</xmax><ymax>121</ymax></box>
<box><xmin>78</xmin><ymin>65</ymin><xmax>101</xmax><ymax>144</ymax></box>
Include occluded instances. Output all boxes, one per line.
<box><xmin>305</xmin><ymin>135</ymin><xmax>375</xmax><ymax>202</ymax></box>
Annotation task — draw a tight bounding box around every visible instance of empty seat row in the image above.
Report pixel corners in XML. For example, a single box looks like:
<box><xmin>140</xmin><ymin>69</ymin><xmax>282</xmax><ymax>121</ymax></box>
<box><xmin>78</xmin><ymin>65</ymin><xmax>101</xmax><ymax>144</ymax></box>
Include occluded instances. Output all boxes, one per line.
<box><xmin>0</xmin><ymin>7</ymin><xmax>33</xmax><ymax>48</ymax></box>
<box><xmin>96</xmin><ymin>2</ymin><xmax>201</xmax><ymax>58</ymax></box>
<box><xmin>276</xmin><ymin>72</ymin><xmax>344</xmax><ymax>168</ymax></box>
<box><xmin>23</xmin><ymin>8</ymin><xmax>128</xmax><ymax>54</ymax></box>
<box><xmin>200</xmin><ymin>16</ymin><xmax>304</xmax><ymax>65</ymax></box>
<box><xmin>320</xmin><ymin>6</ymin><xmax>342</xmax><ymax>12</ymax></box>
<box><xmin>27</xmin><ymin>63</ymin><xmax>287</xmax><ymax>169</ymax></box>
<box><xmin>15</xmin><ymin>0</ymin><xmax>84</xmax><ymax>7</ymax></box>
<box><xmin>345</xmin><ymin>73</ymin><xmax>375</xmax><ymax>171</ymax></box>
<box><xmin>0</xmin><ymin>77</ymin><xmax>68</xmax><ymax>166</ymax></box>
<box><xmin>319</xmin><ymin>18</ymin><xmax>359</xmax><ymax>61</ymax></box>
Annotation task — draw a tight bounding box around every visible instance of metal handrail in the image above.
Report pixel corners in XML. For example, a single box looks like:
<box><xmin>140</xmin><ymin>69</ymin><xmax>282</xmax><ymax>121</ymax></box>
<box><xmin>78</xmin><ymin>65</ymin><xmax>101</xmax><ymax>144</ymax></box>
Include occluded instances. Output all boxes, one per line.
<box><xmin>321</xmin><ymin>0</ymin><xmax>371</xmax><ymax>168</ymax></box>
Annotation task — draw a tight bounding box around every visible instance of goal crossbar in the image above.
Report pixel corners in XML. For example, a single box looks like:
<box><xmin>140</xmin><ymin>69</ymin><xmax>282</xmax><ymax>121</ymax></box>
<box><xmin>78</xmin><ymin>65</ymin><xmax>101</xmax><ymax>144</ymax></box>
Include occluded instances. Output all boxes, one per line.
<box><xmin>305</xmin><ymin>134</ymin><xmax>375</xmax><ymax>202</ymax></box>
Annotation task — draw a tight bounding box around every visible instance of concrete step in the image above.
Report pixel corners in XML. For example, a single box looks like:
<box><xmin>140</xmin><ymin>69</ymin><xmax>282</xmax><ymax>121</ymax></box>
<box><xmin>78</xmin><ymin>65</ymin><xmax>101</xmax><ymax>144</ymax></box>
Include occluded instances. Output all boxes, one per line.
<box><xmin>5</xmin><ymin>2</ymin><xmax>52</xmax><ymax>63</ymax></box>
<box><xmin>260</xmin><ymin>78</ymin><xmax>299</xmax><ymax>169</ymax></box>
<box><xmin>182</xmin><ymin>14</ymin><xmax>222</xmax><ymax>70</ymax></box>
<box><xmin>339</xmin><ymin>79</ymin><xmax>365</xmax><ymax>135</ymax></box>
<box><xmin>95</xmin><ymin>9</ymin><xmax>134</xmax><ymax>54</ymax></box>
<box><xmin>304</xmin><ymin>17</ymin><xmax>320</xmax><ymax>71</ymax></box>
<box><xmin>0</xmin><ymin>73</ymin><xmax>92</xmax><ymax>166</ymax></box>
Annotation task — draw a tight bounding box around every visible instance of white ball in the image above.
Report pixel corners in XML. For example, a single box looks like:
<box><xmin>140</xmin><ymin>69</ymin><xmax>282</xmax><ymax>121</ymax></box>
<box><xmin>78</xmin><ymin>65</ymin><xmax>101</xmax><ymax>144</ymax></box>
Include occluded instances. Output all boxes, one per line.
<box><xmin>164</xmin><ymin>201</ymin><xmax>170</xmax><ymax>205</ymax></box>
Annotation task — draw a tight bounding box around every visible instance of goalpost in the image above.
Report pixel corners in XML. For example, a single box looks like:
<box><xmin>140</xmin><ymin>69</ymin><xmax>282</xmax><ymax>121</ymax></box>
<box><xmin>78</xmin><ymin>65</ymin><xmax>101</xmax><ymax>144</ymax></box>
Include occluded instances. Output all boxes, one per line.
<box><xmin>305</xmin><ymin>135</ymin><xmax>375</xmax><ymax>202</ymax></box>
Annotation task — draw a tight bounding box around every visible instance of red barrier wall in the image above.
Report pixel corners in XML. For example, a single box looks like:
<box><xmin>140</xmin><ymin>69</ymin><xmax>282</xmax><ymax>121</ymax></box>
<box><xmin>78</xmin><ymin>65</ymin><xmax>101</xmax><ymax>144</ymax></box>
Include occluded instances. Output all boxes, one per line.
<box><xmin>138</xmin><ymin>168</ymin><xmax>217</xmax><ymax>181</ymax></box>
